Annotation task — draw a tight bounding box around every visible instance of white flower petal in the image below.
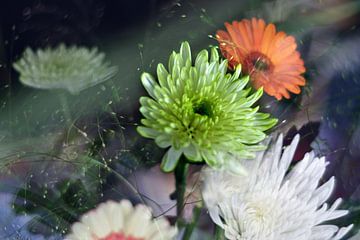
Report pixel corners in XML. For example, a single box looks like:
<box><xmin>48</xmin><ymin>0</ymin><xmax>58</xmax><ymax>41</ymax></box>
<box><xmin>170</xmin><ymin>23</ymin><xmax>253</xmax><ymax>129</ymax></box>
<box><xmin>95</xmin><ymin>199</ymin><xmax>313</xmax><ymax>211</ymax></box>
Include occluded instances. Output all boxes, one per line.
<box><xmin>66</xmin><ymin>200</ymin><xmax>176</xmax><ymax>240</ymax></box>
<box><xmin>202</xmin><ymin>134</ymin><xmax>352</xmax><ymax>240</ymax></box>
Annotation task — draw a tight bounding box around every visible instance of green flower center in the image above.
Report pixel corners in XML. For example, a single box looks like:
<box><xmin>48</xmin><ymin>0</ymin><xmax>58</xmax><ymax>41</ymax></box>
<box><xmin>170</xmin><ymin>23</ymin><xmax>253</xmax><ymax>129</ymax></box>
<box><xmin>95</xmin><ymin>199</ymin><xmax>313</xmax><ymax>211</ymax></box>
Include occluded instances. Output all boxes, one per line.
<box><xmin>193</xmin><ymin>100</ymin><xmax>213</xmax><ymax>117</ymax></box>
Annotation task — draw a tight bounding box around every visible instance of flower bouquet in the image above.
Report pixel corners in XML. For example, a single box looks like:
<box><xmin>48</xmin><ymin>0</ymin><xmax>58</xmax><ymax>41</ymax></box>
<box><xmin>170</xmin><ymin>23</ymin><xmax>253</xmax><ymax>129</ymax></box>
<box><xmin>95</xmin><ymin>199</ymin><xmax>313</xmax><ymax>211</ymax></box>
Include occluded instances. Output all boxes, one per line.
<box><xmin>1</xmin><ymin>0</ymin><xmax>360</xmax><ymax>239</ymax></box>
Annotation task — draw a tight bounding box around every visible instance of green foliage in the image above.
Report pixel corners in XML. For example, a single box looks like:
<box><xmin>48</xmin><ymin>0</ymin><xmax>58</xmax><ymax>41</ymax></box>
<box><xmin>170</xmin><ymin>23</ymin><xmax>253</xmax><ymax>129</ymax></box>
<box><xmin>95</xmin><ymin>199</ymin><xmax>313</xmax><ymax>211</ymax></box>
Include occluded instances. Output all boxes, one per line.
<box><xmin>14</xmin><ymin>179</ymin><xmax>98</xmax><ymax>234</ymax></box>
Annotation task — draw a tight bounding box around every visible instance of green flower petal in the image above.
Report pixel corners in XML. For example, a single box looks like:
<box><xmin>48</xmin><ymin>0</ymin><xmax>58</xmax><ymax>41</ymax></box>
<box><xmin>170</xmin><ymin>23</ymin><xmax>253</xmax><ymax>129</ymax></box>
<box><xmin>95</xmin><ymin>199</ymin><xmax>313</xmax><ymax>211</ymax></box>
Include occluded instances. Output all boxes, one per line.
<box><xmin>155</xmin><ymin>134</ymin><xmax>172</xmax><ymax>148</ymax></box>
<box><xmin>210</xmin><ymin>47</ymin><xmax>219</xmax><ymax>63</ymax></box>
<box><xmin>141</xmin><ymin>72</ymin><xmax>160</xmax><ymax>100</ymax></box>
<box><xmin>243</xmin><ymin>87</ymin><xmax>263</xmax><ymax>107</ymax></box>
<box><xmin>201</xmin><ymin>150</ymin><xmax>218</xmax><ymax>166</ymax></box>
<box><xmin>157</xmin><ymin>63</ymin><xmax>169</xmax><ymax>88</ymax></box>
<box><xmin>161</xmin><ymin>147</ymin><xmax>182</xmax><ymax>172</ymax></box>
<box><xmin>180</xmin><ymin>41</ymin><xmax>192</xmax><ymax>65</ymax></box>
<box><xmin>195</xmin><ymin>50</ymin><xmax>209</xmax><ymax>72</ymax></box>
<box><xmin>137</xmin><ymin>126</ymin><xmax>159</xmax><ymax>138</ymax></box>
<box><xmin>183</xmin><ymin>143</ymin><xmax>202</xmax><ymax>162</ymax></box>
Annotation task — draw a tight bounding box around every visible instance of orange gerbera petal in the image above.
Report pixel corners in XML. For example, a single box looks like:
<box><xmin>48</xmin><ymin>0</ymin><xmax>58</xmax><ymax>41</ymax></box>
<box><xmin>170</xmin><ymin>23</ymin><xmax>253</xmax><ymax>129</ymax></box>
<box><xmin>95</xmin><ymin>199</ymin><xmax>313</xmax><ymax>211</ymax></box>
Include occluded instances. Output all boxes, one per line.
<box><xmin>216</xmin><ymin>30</ymin><xmax>244</xmax><ymax>68</ymax></box>
<box><xmin>217</xmin><ymin>18</ymin><xmax>306</xmax><ymax>100</ymax></box>
<box><xmin>252</xmin><ymin>18</ymin><xmax>266</xmax><ymax>51</ymax></box>
<box><xmin>236</xmin><ymin>20</ymin><xmax>252</xmax><ymax>50</ymax></box>
<box><xmin>261</xmin><ymin>23</ymin><xmax>276</xmax><ymax>55</ymax></box>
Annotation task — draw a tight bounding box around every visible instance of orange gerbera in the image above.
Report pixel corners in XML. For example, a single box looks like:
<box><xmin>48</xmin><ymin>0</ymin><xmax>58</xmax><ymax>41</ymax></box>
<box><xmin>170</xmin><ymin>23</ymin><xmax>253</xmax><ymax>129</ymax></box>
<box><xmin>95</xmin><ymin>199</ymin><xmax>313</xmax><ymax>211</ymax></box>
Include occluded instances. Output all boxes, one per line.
<box><xmin>216</xmin><ymin>18</ymin><xmax>306</xmax><ymax>100</ymax></box>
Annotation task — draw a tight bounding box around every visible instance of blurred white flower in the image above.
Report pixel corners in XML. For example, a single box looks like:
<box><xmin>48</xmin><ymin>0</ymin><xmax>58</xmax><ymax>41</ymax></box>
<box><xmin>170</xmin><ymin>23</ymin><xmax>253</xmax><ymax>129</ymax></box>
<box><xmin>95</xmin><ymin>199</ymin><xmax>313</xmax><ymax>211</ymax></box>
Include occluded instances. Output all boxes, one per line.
<box><xmin>13</xmin><ymin>44</ymin><xmax>117</xmax><ymax>94</ymax></box>
<box><xmin>202</xmin><ymin>134</ymin><xmax>353</xmax><ymax>240</ymax></box>
<box><xmin>66</xmin><ymin>200</ymin><xmax>177</xmax><ymax>240</ymax></box>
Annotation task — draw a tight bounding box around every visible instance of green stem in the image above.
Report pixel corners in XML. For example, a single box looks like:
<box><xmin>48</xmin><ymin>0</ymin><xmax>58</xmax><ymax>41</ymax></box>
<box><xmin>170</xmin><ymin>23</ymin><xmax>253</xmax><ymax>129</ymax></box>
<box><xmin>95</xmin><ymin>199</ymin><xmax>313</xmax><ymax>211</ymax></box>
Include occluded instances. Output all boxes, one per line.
<box><xmin>174</xmin><ymin>157</ymin><xmax>189</xmax><ymax>219</ymax></box>
<box><xmin>59</xmin><ymin>92</ymin><xmax>72</xmax><ymax>123</ymax></box>
<box><xmin>215</xmin><ymin>225</ymin><xmax>225</xmax><ymax>240</ymax></box>
<box><xmin>182</xmin><ymin>206</ymin><xmax>202</xmax><ymax>240</ymax></box>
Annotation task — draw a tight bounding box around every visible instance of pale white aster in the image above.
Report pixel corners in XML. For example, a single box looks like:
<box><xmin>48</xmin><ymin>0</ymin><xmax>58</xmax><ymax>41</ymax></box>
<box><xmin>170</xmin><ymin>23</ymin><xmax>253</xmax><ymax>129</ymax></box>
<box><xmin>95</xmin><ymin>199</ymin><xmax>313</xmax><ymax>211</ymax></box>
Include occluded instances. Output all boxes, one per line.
<box><xmin>13</xmin><ymin>44</ymin><xmax>117</xmax><ymax>94</ymax></box>
<box><xmin>65</xmin><ymin>200</ymin><xmax>177</xmax><ymax>240</ymax></box>
<box><xmin>202</xmin><ymin>134</ymin><xmax>353</xmax><ymax>240</ymax></box>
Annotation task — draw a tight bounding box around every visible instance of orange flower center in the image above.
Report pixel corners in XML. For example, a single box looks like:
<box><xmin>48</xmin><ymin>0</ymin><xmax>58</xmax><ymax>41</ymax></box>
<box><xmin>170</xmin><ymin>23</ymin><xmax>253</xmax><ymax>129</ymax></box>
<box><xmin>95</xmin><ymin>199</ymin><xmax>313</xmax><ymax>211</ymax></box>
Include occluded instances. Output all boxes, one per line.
<box><xmin>243</xmin><ymin>52</ymin><xmax>273</xmax><ymax>75</ymax></box>
<box><xmin>100</xmin><ymin>232</ymin><xmax>144</xmax><ymax>240</ymax></box>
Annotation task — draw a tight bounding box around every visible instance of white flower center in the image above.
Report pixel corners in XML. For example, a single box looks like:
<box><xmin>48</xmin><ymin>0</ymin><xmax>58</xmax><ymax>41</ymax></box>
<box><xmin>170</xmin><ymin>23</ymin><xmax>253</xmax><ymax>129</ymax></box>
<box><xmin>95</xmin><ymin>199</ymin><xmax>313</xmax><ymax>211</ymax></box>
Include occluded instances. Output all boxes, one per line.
<box><xmin>228</xmin><ymin>196</ymin><xmax>281</xmax><ymax>239</ymax></box>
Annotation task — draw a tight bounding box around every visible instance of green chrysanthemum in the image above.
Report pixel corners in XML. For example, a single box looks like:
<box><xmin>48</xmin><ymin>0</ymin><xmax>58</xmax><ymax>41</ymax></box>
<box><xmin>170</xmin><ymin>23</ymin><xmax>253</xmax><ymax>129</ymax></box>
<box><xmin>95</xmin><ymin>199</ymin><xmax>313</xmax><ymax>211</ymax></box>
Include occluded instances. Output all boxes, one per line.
<box><xmin>138</xmin><ymin>42</ymin><xmax>277</xmax><ymax>173</ymax></box>
<box><xmin>13</xmin><ymin>44</ymin><xmax>117</xmax><ymax>94</ymax></box>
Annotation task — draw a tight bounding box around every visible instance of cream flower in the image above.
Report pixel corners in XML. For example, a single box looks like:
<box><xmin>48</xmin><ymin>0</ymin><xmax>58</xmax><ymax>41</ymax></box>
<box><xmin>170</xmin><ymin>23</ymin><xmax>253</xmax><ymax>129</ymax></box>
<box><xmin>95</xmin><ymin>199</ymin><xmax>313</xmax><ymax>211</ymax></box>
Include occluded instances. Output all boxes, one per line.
<box><xmin>202</xmin><ymin>135</ymin><xmax>353</xmax><ymax>240</ymax></box>
<box><xmin>65</xmin><ymin>200</ymin><xmax>177</xmax><ymax>240</ymax></box>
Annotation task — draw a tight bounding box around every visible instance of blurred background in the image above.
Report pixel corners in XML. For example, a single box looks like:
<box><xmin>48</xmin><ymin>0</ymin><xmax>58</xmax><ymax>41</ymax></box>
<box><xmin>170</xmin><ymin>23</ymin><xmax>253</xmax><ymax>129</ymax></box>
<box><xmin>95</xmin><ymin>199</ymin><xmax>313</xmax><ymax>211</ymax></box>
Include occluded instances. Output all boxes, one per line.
<box><xmin>0</xmin><ymin>0</ymin><xmax>360</xmax><ymax>239</ymax></box>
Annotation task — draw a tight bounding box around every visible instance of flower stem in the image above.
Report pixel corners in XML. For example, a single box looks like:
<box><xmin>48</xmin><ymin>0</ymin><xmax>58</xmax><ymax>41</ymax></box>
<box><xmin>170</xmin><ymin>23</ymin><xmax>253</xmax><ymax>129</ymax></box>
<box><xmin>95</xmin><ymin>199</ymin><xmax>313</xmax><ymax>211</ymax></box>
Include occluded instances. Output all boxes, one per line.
<box><xmin>174</xmin><ymin>157</ymin><xmax>189</xmax><ymax>219</ymax></box>
<box><xmin>59</xmin><ymin>92</ymin><xmax>72</xmax><ymax>123</ymax></box>
<box><xmin>215</xmin><ymin>225</ymin><xmax>225</xmax><ymax>240</ymax></box>
<box><xmin>182</xmin><ymin>206</ymin><xmax>201</xmax><ymax>240</ymax></box>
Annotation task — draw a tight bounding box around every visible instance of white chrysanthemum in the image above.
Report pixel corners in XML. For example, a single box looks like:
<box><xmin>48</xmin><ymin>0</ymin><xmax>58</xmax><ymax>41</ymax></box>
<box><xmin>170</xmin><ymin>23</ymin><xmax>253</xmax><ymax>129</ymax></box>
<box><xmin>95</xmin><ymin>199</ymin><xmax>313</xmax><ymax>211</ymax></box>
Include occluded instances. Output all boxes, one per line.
<box><xmin>66</xmin><ymin>200</ymin><xmax>177</xmax><ymax>240</ymax></box>
<box><xmin>13</xmin><ymin>44</ymin><xmax>117</xmax><ymax>94</ymax></box>
<box><xmin>202</xmin><ymin>134</ymin><xmax>353</xmax><ymax>240</ymax></box>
